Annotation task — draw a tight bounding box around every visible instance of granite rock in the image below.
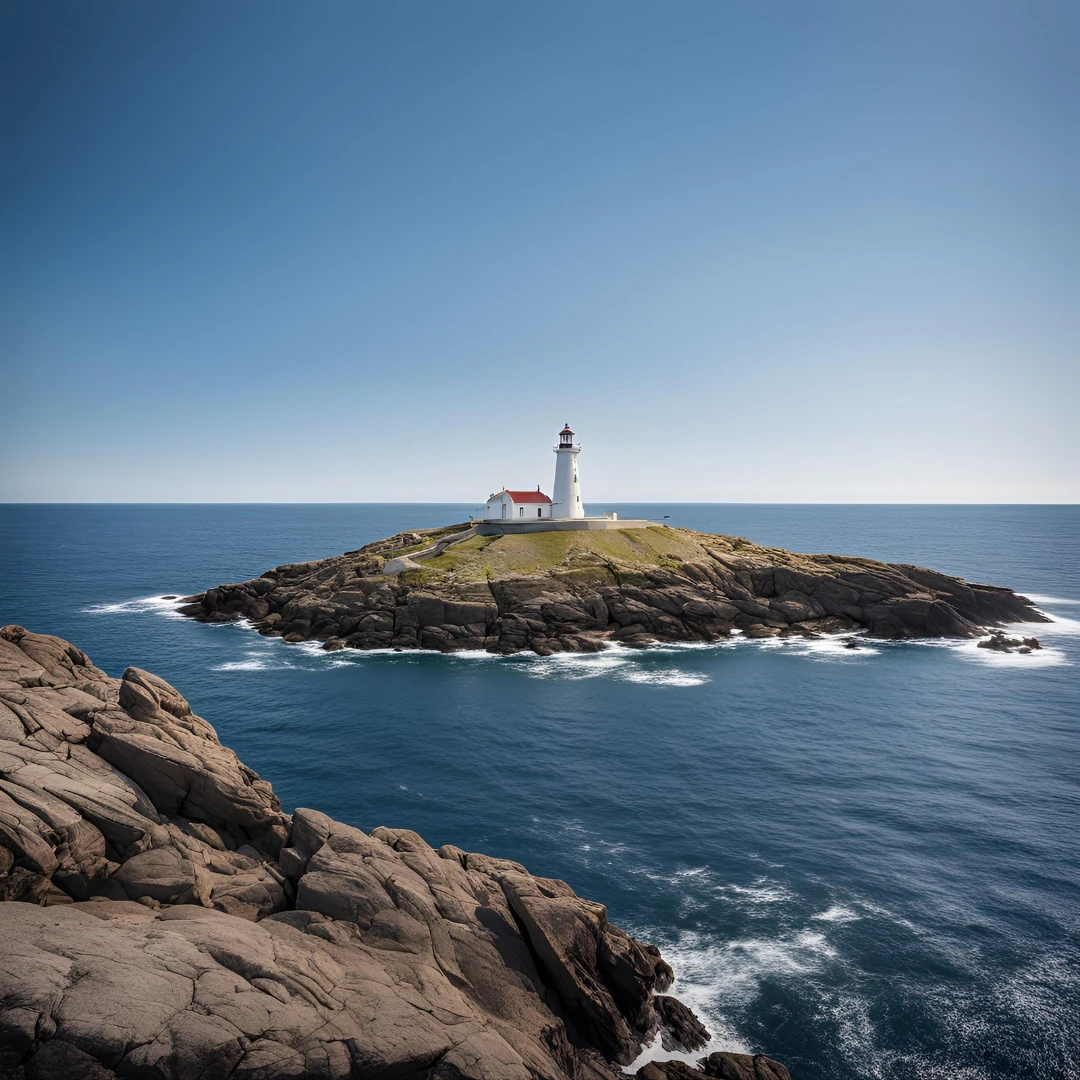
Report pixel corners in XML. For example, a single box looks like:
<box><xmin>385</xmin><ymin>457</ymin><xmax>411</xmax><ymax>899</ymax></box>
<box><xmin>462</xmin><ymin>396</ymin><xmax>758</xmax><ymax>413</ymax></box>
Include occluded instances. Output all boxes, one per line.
<box><xmin>0</xmin><ymin>627</ymin><xmax>733</xmax><ymax>1080</ymax></box>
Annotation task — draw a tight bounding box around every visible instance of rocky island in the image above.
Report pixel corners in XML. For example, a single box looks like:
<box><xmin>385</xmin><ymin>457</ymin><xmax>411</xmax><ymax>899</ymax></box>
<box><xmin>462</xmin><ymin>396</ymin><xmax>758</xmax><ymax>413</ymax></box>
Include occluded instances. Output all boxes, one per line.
<box><xmin>178</xmin><ymin>523</ymin><xmax>1046</xmax><ymax>655</ymax></box>
<box><xmin>0</xmin><ymin>625</ymin><xmax>789</xmax><ymax>1080</ymax></box>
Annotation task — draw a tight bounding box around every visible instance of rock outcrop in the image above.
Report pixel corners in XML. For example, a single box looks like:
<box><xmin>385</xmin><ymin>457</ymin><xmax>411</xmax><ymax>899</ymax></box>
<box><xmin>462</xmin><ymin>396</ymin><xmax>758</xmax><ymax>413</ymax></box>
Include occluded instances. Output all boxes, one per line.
<box><xmin>0</xmin><ymin>626</ymin><xmax>765</xmax><ymax>1080</ymax></box>
<box><xmin>637</xmin><ymin>1054</ymin><xmax>792</xmax><ymax>1080</ymax></box>
<box><xmin>976</xmin><ymin>630</ymin><xmax>1043</xmax><ymax>654</ymax></box>
<box><xmin>178</xmin><ymin>523</ymin><xmax>1047</xmax><ymax>655</ymax></box>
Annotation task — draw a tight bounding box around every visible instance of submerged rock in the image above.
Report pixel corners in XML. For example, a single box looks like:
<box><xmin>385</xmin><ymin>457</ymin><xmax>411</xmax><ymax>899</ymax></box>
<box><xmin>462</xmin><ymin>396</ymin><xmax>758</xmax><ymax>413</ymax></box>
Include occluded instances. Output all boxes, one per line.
<box><xmin>977</xmin><ymin>631</ymin><xmax>1043</xmax><ymax>653</ymax></box>
<box><xmin>0</xmin><ymin>626</ymin><xmax>738</xmax><ymax>1080</ymax></box>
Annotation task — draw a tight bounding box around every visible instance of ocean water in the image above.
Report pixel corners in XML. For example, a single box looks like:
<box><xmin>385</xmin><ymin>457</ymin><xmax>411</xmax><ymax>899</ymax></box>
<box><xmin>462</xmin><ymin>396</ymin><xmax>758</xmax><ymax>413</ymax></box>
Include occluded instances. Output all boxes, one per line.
<box><xmin>2</xmin><ymin>503</ymin><xmax>1078</xmax><ymax>1080</ymax></box>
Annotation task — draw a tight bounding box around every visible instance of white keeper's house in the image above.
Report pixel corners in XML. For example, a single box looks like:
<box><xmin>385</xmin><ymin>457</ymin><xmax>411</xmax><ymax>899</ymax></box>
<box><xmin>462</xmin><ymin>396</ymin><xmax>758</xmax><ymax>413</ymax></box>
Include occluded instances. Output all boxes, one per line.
<box><xmin>483</xmin><ymin>488</ymin><xmax>553</xmax><ymax>521</ymax></box>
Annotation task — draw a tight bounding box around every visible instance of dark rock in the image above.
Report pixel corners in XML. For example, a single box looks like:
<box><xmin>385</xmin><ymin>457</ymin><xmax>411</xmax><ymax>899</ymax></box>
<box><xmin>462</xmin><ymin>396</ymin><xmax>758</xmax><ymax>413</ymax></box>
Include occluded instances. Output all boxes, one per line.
<box><xmin>654</xmin><ymin>993</ymin><xmax>711</xmax><ymax>1052</ymax></box>
<box><xmin>701</xmin><ymin>1051</ymin><xmax>793</xmax><ymax>1080</ymax></box>
<box><xmin>977</xmin><ymin>631</ymin><xmax>1042</xmax><ymax>654</ymax></box>
<box><xmin>638</xmin><ymin>1052</ymin><xmax>792</xmax><ymax>1080</ymax></box>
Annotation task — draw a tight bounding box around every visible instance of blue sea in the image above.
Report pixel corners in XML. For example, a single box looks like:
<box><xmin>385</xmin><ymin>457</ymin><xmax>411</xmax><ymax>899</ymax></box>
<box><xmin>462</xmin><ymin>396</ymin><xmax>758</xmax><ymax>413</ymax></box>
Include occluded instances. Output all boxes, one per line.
<box><xmin>2</xmin><ymin>504</ymin><xmax>1078</xmax><ymax>1080</ymax></box>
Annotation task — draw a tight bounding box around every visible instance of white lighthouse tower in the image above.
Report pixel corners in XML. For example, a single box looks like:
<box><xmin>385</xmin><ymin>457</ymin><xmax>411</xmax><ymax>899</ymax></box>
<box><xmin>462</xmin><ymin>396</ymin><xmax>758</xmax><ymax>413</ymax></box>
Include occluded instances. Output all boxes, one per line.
<box><xmin>551</xmin><ymin>423</ymin><xmax>585</xmax><ymax>518</ymax></box>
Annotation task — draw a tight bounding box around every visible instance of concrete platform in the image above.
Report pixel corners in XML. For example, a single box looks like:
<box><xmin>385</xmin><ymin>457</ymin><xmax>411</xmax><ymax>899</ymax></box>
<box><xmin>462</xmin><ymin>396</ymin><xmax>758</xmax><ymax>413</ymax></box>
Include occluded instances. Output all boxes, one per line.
<box><xmin>474</xmin><ymin>518</ymin><xmax>658</xmax><ymax>535</ymax></box>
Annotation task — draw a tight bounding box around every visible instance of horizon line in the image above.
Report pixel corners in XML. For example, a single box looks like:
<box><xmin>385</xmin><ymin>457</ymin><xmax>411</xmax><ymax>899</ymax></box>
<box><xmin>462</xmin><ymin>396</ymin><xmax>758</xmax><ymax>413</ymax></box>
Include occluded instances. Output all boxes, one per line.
<box><xmin>3</xmin><ymin>501</ymin><xmax>1078</xmax><ymax>508</ymax></box>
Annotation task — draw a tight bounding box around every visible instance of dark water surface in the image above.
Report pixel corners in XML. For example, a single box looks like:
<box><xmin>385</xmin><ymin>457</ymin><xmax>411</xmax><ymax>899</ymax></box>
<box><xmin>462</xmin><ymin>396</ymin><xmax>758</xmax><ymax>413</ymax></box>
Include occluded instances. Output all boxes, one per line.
<box><xmin>2</xmin><ymin>504</ymin><xmax>1078</xmax><ymax>1080</ymax></box>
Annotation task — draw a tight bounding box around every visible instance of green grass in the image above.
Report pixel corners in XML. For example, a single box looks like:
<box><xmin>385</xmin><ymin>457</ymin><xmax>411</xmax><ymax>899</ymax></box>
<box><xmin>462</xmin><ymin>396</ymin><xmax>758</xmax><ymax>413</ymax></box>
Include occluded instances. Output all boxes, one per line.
<box><xmin>412</xmin><ymin>526</ymin><xmax>712</xmax><ymax>581</ymax></box>
<box><xmin>424</xmin><ymin>534</ymin><xmax>502</xmax><ymax>572</ymax></box>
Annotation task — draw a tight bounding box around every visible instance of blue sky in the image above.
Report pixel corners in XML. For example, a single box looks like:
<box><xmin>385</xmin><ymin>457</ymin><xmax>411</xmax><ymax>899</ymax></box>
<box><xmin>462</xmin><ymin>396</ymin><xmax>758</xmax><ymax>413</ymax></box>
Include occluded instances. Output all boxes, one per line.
<box><xmin>3</xmin><ymin>1</ymin><xmax>1077</xmax><ymax>502</ymax></box>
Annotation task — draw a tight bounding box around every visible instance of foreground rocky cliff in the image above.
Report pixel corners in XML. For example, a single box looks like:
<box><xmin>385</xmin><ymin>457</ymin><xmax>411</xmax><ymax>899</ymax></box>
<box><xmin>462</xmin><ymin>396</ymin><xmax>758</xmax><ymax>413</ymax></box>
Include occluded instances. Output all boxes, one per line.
<box><xmin>0</xmin><ymin>626</ymin><xmax>788</xmax><ymax>1080</ymax></box>
<box><xmin>179</xmin><ymin>523</ymin><xmax>1046</xmax><ymax>655</ymax></box>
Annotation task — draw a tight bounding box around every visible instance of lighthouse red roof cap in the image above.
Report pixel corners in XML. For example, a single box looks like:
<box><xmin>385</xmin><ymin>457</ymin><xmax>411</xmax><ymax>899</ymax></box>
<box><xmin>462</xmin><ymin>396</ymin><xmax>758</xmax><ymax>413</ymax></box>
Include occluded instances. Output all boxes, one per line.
<box><xmin>503</xmin><ymin>490</ymin><xmax>552</xmax><ymax>503</ymax></box>
<box><xmin>559</xmin><ymin>423</ymin><xmax>574</xmax><ymax>435</ymax></box>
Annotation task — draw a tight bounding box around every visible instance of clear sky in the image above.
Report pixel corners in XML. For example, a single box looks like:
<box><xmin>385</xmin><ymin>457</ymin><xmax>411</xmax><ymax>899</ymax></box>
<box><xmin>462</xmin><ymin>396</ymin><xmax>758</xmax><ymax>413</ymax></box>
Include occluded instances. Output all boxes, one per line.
<box><xmin>2</xmin><ymin>1</ymin><xmax>1077</xmax><ymax>503</ymax></box>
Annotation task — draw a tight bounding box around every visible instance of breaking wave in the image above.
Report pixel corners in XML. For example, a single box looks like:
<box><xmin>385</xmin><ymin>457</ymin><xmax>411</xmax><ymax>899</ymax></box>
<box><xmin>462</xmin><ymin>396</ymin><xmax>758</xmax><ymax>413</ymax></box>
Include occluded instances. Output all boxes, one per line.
<box><xmin>81</xmin><ymin>594</ymin><xmax>187</xmax><ymax>619</ymax></box>
<box><xmin>623</xmin><ymin>669</ymin><xmax>709</xmax><ymax>687</ymax></box>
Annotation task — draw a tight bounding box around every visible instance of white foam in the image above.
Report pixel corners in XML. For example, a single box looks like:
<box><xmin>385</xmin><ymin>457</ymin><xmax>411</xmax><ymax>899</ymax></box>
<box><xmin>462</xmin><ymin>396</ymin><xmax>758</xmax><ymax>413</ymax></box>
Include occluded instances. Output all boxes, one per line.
<box><xmin>623</xmin><ymin>669</ymin><xmax>709</xmax><ymax>687</ymax></box>
<box><xmin>212</xmin><ymin>658</ymin><xmax>277</xmax><ymax>672</ymax></box>
<box><xmin>523</xmin><ymin>652</ymin><xmax>630</xmax><ymax>680</ymax></box>
<box><xmin>81</xmin><ymin>594</ymin><xmax>187</xmax><ymax>619</ymax></box>
<box><xmin>716</xmin><ymin>877</ymin><xmax>794</xmax><ymax>906</ymax></box>
<box><xmin>280</xmin><ymin>639</ymin><xmax>412</xmax><ymax>669</ymax></box>
<box><xmin>648</xmin><ymin>639</ymin><xmax>735</xmax><ymax>653</ymax></box>
<box><xmin>949</xmin><ymin>638</ymin><xmax>1069</xmax><ymax>669</ymax></box>
<box><xmin>289</xmin><ymin>639</ymin><xmax>340</xmax><ymax>658</ymax></box>
<box><xmin>675</xmin><ymin>926</ymin><xmax>839</xmax><ymax>1001</ymax></box>
<box><xmin>1028</xmin><ymin>610</ymin><xmax>1080</xmax><ymax>636</ymax></box>
<box><xmin>1024</xmin><ymin>594</ymin><xmax>1080</xmax><ymax>606</ymax></box>
<box><xmin>624</xmin><ymin>923</ymin><xmax>841</xmax><ymax>1070</ymax></box>
<box><xmin>813</xmin><ymin>904</ymin><xmax>860</xmax><ymax>924</ymax></box>
<box><xmin>761</xmin><ymin>633</ymin><xmax>882</xmax><ymax>660</ymax></box>
<box><xmin>625</xmin><ymin>1020</ymin><xmax>749</xmax><ymax>1074</ymax></box>
<box><xmin>674</xmin><ymin>866</ymin><xmax>712</xmax><ymax>880</ymax></box>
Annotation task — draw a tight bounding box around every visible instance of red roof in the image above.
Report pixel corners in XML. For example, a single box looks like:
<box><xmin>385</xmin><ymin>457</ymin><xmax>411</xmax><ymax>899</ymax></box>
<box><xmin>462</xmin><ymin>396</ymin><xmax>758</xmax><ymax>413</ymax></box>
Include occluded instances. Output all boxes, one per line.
<box><xmin>503</xmin><ymin>489</ymin><xmax>552</xmax><ymax>504</ymax></box>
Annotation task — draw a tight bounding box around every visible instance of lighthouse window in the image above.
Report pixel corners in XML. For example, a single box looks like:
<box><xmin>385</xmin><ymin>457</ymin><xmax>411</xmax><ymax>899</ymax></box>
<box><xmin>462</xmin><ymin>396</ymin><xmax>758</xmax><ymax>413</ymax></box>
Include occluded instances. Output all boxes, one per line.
<box><xmin>576</xmin><ymin>496</ymin><xmax>580</xmax><ymax>502</ymax></box>
<box><xmin>519</xmin><ymin>507</ymin><xmax>524</xmax><ymax>517</ymax></box>
<box><xmin>574</xmin><ymin>473</ymin><xmax>577</xmax><ymax>482</ymax></box>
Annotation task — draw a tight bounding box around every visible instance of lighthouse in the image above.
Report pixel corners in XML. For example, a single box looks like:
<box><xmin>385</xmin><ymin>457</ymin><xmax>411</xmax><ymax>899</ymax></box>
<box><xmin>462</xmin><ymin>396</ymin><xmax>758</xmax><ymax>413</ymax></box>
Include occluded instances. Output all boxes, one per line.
<box><xmin>551</xmin><ymin>423</ymin><xmax>584</xmax><ymax>518</ymax></box>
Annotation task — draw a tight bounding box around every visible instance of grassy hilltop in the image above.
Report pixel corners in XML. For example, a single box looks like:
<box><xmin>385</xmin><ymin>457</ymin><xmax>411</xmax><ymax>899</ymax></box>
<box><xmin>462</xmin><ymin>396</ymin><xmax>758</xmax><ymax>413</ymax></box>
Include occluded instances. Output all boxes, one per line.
<box><xmin>390</xmin><ymin>525</ymin><xmax>733</xmax><ymax>582</ymax></box>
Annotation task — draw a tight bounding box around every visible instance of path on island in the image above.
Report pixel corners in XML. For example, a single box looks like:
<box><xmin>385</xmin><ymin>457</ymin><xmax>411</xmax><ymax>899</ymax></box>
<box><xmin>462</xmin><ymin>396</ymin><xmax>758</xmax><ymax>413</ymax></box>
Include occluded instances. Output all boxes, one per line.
<box><xmin>381</xmin><ymin>525</ymin><xmax>478</xmax><ymax>575</ymax></box>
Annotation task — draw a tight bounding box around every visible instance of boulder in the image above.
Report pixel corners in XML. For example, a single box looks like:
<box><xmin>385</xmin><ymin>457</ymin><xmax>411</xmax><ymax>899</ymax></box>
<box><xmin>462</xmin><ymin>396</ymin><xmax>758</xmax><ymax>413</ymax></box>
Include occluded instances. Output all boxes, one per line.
<box><xmin>113</xmin><ymin>847</ymin><xmax>207</xmax><ymax>905</ymax></box>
